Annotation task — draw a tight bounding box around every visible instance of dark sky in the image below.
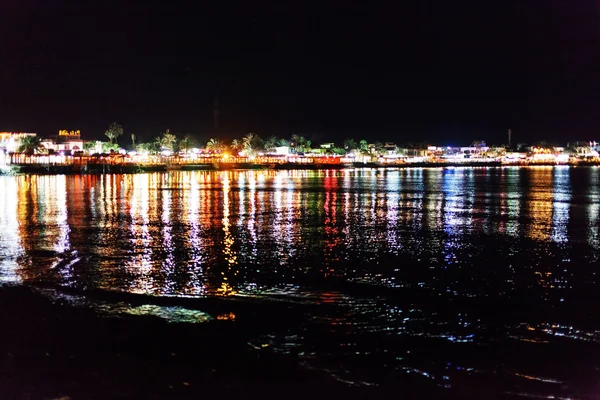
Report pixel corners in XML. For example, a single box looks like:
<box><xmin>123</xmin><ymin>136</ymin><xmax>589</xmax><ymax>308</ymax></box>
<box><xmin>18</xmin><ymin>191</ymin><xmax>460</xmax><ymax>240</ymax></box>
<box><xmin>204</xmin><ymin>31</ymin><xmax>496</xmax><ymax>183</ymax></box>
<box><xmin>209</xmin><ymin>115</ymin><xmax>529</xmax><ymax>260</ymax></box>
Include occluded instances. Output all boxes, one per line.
<box><xmin>1</xmin><ymin>0</ymin><xmax>599</xmax><ymax>145</ymax></box>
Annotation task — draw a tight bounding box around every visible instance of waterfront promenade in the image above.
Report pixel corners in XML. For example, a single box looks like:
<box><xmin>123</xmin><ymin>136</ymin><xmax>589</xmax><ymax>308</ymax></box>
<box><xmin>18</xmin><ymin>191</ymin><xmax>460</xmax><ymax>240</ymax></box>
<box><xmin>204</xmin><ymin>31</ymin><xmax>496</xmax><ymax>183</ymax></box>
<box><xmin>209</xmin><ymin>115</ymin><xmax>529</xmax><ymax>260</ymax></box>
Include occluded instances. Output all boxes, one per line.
<box><xmin>2</xmin><ymin>152</ymin><xmax>597</xmax><ymax>175</ymax></box>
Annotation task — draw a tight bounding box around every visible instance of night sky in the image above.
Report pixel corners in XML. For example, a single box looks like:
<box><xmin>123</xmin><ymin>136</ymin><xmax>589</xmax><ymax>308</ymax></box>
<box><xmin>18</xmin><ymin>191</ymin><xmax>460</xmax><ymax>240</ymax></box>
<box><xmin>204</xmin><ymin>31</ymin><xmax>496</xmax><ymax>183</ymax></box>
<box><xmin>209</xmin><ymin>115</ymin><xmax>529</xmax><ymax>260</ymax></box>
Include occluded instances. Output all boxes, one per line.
<box><xmin>1</xmin><ymin>0</ymin><xmax>599</xmax><ymax>145</ymax></box>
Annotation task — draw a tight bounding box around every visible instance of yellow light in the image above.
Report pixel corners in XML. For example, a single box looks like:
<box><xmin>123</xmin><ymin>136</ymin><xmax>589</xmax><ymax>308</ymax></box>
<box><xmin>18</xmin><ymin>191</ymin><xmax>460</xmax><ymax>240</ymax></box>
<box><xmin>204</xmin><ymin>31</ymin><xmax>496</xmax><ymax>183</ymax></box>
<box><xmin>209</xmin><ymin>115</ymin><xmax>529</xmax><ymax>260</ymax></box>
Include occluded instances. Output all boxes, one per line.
<box><xmin>58</xmin><ymin>129</ymin><xmax>80</xmax><ymax>136</ymax></box>
<box><xmin>222</xmin><ymin>153</ymin><xmax>230</xmax><ymax>160</ymax></box>
<box><xmin>217</xmin><ymin>282</ymin><xmax>237</xmax><ymax>296</ymax></box>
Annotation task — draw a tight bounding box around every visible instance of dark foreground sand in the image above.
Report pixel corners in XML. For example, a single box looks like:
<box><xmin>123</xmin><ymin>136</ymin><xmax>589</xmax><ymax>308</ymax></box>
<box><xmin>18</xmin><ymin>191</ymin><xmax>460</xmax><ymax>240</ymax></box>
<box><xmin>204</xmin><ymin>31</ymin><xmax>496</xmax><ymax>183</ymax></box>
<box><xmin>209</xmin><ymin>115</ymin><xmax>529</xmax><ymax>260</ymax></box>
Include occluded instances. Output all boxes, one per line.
<box><xmin>0</xmin><ymin>285</ymin><xmax>505</xmax><ymax>400</ymax></box>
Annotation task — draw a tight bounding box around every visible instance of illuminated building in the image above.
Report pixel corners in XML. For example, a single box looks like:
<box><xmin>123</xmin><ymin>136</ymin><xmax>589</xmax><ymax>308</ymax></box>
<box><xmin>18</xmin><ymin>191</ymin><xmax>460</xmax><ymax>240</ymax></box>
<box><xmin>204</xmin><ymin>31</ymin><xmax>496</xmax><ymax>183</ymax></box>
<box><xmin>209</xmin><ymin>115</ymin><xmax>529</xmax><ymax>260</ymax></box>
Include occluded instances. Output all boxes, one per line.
<box><xmin>41</xmin><ymin>130</ymin><xmax>84</xmax><ymax>154</ymax></box>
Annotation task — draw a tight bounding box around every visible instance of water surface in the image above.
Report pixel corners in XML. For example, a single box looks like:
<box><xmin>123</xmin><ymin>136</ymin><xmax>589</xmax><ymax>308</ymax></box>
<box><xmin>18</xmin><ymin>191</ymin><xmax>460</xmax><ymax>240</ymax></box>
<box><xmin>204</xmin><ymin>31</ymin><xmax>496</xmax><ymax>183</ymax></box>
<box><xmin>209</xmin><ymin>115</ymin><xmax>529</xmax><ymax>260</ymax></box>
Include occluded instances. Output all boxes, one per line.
<box><xmin>1</xmin><ymin>167</ymin><xmax>600</xmax><ymax>397</ymax></box>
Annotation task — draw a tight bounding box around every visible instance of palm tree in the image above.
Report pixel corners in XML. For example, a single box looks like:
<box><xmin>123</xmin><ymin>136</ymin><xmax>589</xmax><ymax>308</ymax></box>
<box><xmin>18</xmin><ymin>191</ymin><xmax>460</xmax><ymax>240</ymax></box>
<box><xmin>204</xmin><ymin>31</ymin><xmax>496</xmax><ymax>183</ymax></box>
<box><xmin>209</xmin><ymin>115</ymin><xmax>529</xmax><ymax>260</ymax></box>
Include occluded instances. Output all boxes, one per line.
<box><xmin>205</xmin><ymin>138</ymin><xmax>224</xmax><ymax>152</ymax></box>
<box><xmin>83</xmin><ymin>141</ymin><xmax>97</xmax><ymax>155</ymax></box>
<box><xmin>101</xmin><ymin>142</ymin><xmax>120</xmax><ymax>153</ymax></box>
<box><xmin>331</xmin><ymin>147</ymin><xmax>346</xmax><ymax>156</ymax></box>
<box><xmin>344</xmin><ymin>138</ymin><xmax>357</xmax><ymax>150</ymax></box>
<box><xmin>305</xmin><ymin>140</ymin><xmax>312</xmax><ymax>152</ymax></box>
<box><xmin>277</xmin><ymin>138</ymin><xmax>289</xmax><ymax>147</ymax></box>
<box><xmin>264</xmin><ymin>136</ymin><xmax>279</xmax><ymax>152</ymax></box>
<box><xmin>290</xmin><ymin>134</ymin><xmax>306</xmax><ymax>152</ymax></box>
<box><xmin>242</xmin><ymin>132</ymin><xmax>256</xmax><ymax>153</ymax></box>
<box><xmin>104</xmin><ymin>122</ymin><xmax>124</xmax><ymax>144</ymax></box>
<box><xmin>137</xmin><ymin>141</ymin><xmax>160</xmax><ymax>154</ymax></box>
<box><xmin>153</xmin><ymin>136</ymin><xmax>163</xmax><ymax>152</ymax></box>
<box><xmin>230</xmin><ymin>139</ymin><xmax>243</xmax><ymax>155</ymax></box>
<box><xmin>178</xmin><ymin>134</ymin><xmax>196</xmax><ymax>153</ymax></box>
<box><xmin>17</xmin><ymin>135</ymin><xmax>44</xmax><ymax>154</ymax></box>
<box><xmin>242</xmin><ymin>132</ymin><xmax>263</xmax><ymax>154</ymax></box>
<box><xmin>290</xmin><ymin>134</ymin><xmax>301</xmax><ymax>146</ymax></box>
<box><xmin>158</xmin><ymin>129</ymin><xmax>177</xmax><ymax>152</ymax></box>
<box><xmin>359</xmin><ymin>139</ymin><xmax>369</xmax><ymax>154</ymax></box>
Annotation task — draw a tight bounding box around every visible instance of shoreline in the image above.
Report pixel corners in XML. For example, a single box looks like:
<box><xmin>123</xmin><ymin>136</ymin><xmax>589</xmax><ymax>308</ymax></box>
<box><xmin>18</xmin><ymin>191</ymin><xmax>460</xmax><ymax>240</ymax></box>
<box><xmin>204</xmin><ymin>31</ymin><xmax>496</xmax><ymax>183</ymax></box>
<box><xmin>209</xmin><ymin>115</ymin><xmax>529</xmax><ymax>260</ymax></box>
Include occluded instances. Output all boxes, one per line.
<box><xmin>1</xmin><ymin>161</ymin><xmax>596</xmax><ymax>176</ymax></box>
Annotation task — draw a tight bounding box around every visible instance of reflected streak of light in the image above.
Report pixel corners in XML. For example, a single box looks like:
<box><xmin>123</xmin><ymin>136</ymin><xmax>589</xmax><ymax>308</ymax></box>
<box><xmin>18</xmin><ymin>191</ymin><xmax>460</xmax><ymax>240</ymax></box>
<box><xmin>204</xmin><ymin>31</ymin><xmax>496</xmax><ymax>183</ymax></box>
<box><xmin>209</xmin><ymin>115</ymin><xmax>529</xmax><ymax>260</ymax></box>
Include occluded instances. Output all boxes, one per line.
<box><xmin>343</xmin><ymin>191</ymin><xmax>351</xmax><ymax>240</ymax></box>
<box><xmin>184</xmin><ymin>171</ymin><xmax>205</xmax><ymax>295</ymax></box>
<box><xmin>127</xmin><ymin>174</ymin><xmax>154</xmax><ymax>293</ymax></box>
<box><xmin>235</xmin><ymin>172</ymin><xmax>255</xmax><ymax>266</ymax></box>
<box><xmin>527</xmin><ymin>167</ymin><xmax>553</xmax><ymax>241</ymax></box>
<box><xmin>482</xmin><ymin>169</ymin><xmax>493</xmax><ymax>234</ymax></box>
<box><xmin>237</xmin><ymin>172</ymin><xmax>246</xmax><ymax>229</ymax></box>
<box><xmin>505</xmin><ymin>169</ymin><xmax>521</xmax><ymax>237</ymax></box>
<box><xmin>386</xmin><ymin>171</ymin><xmax>401</xmax><ymax>253</ymax></box>
<box><xmin>341</xmin><ymin>173</ymin><xmax>357</xmax><ymax>261</ymax></box>
<box><xmin>496</xmin><ymin>171</ymin><xmax>508</xmax><ymax>235</ymax></box>
<box><xmin>369</xmin><ymin>173</ymin><xmax>377</xmax><ymax>224</ymax></box>
<box><xmin>53</xmin><ymin>175</ymin><xmax>70</xmax><ymax>254</ymax></box>
<box><xmin>440</xmin><ymin>170</ymin><xmax>471</xmax><ymax>270</ymax></box>
<box><xmin>465</xmin><ymin>170</ymin><xmax>477</xmax><ymax>231</ymax></box>
<box><xmin>110</xmin><ymin>174</ymin><xmax>118</xmax><ymax>217</ymax></box>
<box><xmin>588</xmin><ymin>168</ymin><xmax>600</xmax><ymax>249</ymax></box>
<box><xmin>52</xmin><ymin>175</ymin><xmax>73</xmax><ymax>280</ymax></box>
<box><xmin>248</xmin><ymin>172</ymin><xmax>258</xmax><ymax>256</ymax></box>
<box><xmin>22</xmin><ymin>176</ymin><xmax>39</xmax><ymax>227</ymax></box>
<box><xmin>0</xmin><ymin>177</ymin><xmax>24</xmax><ymax>283</ymax></box>
<box><xmin>222</xmin><ymin>173</ymin><xmax>237</xmax><ymax>269</ymax></box>
<box><xmin>257</xmin><ymin>173</ymin><xmax>266</xmax><ymax>249</ymax></box>
<box><xmin>216</xmin><ymin>312</ymin><xmax>236</xmax><ymax>321</ymax></box>
<box><xmin>98</xmin><ymin>175</ymin><xmax>106</xmax><ymax>224</ymax></box>
<box><xmin>424</xmin><ymin>170</ymin><xmax>443</xmax><ymax>233</ymax></box>
<box><xmin>162</xmin><ymin>185</ymin><xmax>175</xmax><ymax>284</ymax></box>
<box><xmin>284</xmin><ymin>176</ymin><xmax>296</xmax><ymax>259</ymax></box>
<box><xmin>442</xmin><ymin>170</ymin><xmax>464</xmax><ymax>234</ymax></box>
<box><xmin>408</xmin><ymin>169</ymin><xmax>424</xmax><ymax>232</ymax></box>
<box><xmin>273</xmin><ymin>175</ymin><xmax>285</xmax><ymax>262</ymax></box>
<box><xmin>323</xmin><ymin>186</ymin><xmax>340</xmax><ymax>268</ymax></box>
<box><xmin>551</xmin><ymin>167</ymin><xmax>571</xmax><ymax>244</ymax></box>
<box><xmin>217</xmin><ymin>281</ymin><xmax>237</xmax><ymax>296</ymax></box>
<box><xmin>90</xmin><ymin>186</ymin><xmax>96</xmax><ymax>219</ymax></box>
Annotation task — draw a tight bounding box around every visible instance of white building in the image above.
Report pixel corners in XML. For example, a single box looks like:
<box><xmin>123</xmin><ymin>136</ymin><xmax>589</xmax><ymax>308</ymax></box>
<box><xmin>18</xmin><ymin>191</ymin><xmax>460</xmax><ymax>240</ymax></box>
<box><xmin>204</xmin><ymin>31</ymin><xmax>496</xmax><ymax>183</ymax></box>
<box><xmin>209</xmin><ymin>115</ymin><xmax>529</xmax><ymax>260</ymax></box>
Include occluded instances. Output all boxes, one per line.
<box><xmin>272</xmin><ymin>146</ymin><xmax>291</xmax><ymax>155</ymax></box>
<box><xmin>41</xmin><ymin>130</ymin><xmax>84</xmax><ymax>154</ymax></box>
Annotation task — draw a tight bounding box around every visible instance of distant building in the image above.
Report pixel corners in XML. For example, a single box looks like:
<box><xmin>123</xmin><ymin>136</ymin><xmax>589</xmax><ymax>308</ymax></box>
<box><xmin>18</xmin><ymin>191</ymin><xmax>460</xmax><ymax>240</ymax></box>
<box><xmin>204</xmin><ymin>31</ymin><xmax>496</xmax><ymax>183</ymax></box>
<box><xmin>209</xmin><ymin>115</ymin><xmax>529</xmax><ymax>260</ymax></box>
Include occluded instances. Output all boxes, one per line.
<box><xmin>567</xmin><ymin>141</ymin><xmax>597</xmax><ymax>148</ymax></box>
<box><xmin>310</xmin><ymin>143</ymin><xmax>336</xmax><ymax>155</ymax></box>
<box><xmin>384</xmin><ymin>142</ymin><xmax>397</xmax><ymax>151</ymax></box>
<box><xmin>564</xmin><ymin>141</ymin><xmax>599</xmax><ymax>158</ymax></box>
<box><xmin>504</xmin><ymin>152</ymin><xmax>528</xmax><ymax>162</ymax></box>
<box><xmin>0</xmin><ymin>132</ymin><xmax>37</xmax><ymax>153</ymax></box>
<box><xmin>575</xmin><ymin>147</ymin><xmax>599</xmax><ymax>158</ymax></box>
<box><xmin>405</xmin><ymin>148</ymin><xmax>428</xmax><ymax>158</ymax></box>
<box><xmin>41</xmin><ymin>130</ymin><xmax>84</xmax><ymax>154</ymax></box>
<box><xmin>273</xmin><ymin>146</ymin><xmax>291</xmax><ymax>155</ymax></box>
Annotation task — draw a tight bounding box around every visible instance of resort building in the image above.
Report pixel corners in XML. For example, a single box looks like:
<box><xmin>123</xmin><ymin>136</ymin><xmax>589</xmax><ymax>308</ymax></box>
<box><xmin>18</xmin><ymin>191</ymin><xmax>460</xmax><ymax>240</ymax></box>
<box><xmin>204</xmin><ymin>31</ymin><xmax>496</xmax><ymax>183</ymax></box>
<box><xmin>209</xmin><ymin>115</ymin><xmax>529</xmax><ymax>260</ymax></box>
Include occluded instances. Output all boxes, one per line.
<box><xmin>41</xmin><ymin>130</ymin><xmax>84</xmax><ymax>154</ymax></box>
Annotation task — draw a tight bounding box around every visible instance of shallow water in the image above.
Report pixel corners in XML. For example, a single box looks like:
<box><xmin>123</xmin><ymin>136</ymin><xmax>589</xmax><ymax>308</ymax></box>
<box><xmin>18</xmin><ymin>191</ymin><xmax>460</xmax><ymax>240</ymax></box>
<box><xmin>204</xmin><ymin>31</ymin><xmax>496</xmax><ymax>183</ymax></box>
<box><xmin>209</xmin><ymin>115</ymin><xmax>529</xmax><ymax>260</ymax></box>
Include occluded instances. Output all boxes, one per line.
<box><xmin>1</xmin><ymin>167</ymin><xmax>600</xmax><ymax>397</ymax></box>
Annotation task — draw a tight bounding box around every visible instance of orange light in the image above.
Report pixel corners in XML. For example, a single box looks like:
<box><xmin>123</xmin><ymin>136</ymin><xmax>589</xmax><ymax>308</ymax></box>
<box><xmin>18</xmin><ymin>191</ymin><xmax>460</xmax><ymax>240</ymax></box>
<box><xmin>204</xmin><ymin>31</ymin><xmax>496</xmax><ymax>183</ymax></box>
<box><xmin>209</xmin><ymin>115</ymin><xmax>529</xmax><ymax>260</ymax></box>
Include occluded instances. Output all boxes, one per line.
<box><xmin>216</xmin><ymin>312</ymin><xmax>236</xmax><ymax>321</ymax></box>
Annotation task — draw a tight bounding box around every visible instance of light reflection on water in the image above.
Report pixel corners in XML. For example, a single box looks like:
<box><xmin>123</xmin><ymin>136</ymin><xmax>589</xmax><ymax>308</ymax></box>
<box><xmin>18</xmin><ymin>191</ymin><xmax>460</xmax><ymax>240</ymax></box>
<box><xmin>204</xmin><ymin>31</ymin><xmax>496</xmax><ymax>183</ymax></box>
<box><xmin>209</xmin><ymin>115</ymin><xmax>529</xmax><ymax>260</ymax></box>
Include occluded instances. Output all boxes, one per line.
<box><xmin>1</xmin><ymin>167</ymin><xmax>600</xmax><ymax>397</ymax></box>
<box><xmin>0</xmin><ymin>177</ymin><xmax>22</xmax><ymax>283</ymax></box>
